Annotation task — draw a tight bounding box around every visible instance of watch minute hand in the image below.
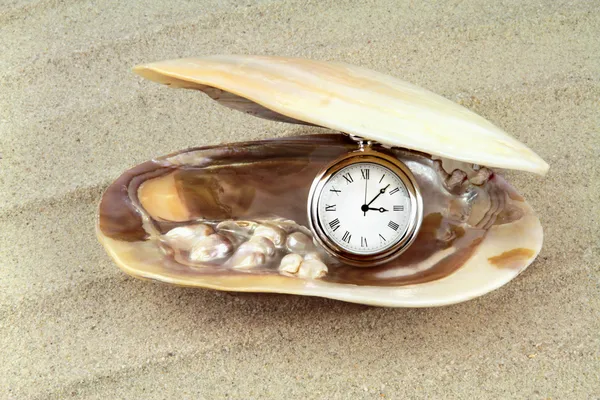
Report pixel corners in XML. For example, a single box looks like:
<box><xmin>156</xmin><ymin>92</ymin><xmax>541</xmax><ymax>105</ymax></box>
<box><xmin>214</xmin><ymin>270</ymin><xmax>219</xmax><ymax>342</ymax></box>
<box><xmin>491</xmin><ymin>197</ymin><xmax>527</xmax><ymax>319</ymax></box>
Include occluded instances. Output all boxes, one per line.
<box><xmin>366</xmin><ymin>184</ymin><xmax>390</xmax><ymax>206</ymax></box>
<box><xmin>363</xmin><ymin>171</ymin><xmax>368</xmax><ymax>216</ymax></box>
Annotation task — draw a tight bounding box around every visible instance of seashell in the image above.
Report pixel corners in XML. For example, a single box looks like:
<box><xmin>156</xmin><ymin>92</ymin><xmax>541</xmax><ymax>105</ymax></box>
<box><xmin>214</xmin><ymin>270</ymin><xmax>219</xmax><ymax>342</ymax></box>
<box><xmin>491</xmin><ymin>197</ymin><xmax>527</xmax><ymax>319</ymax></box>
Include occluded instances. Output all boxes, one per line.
<box><xmin>278</xmin><ymin>253</ymin><xmax>303</xmax><ymax>274</ymax></box>
<box><xmin>97</xmin><ymin>56</ymin><xmax>547</xmax><ymax>307</ymax></box>
<box><xmin>285</xmin><ymin>232</ymin><xmax>316</xmax><ymax>255</ymax></box>
<box><xmin>247</xmin><ymin>235</ymin><xmax>276</xmax><ymax>257</ymax></box>
<box><xmin>278</xmin><ymin>253</ymin><xmax>328</xmax><ymax>279</ymax></box>
<box><xmin>253</xmin><ymin>225</ymin><xmax>286</xmax><ymax>248</ymax></box>
<box><xmin>227</xmin><ymin>243</ymin><xmax>267</xmax><ymax>270</ymax></box>
<box><xmin>189</xmin><ymin>233</ymin><xmax>233</xmax><ymax>263</ymax></box>
<box><xmin>297</xmin><ymin>259</ymin><xmax>328</xmax><ymax>280</ymax></box>
<box><xmin>163</xmin><ymin>224</ymin><xmax>214</xmax><ymax>250</ymax></box>
<box><xmin>216</xmin><ymin>220</ymin><xmax>258</xmax><ymax>237</ymax></box>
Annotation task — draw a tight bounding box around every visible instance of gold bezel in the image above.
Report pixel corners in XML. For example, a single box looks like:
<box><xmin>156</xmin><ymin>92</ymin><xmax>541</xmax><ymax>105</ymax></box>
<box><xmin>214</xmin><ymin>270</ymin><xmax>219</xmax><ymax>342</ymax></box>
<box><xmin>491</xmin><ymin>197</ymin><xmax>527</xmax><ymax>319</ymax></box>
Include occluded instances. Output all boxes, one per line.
<box><xmin>307</xmin><ymin>147</ymin><xmax>423</xmax><ymax>267</ymax></box>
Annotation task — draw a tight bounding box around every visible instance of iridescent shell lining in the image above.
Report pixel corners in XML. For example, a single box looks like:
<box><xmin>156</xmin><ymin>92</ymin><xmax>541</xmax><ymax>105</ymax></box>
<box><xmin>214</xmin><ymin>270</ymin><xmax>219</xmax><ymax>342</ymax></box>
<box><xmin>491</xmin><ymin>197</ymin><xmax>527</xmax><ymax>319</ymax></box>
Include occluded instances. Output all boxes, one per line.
<box><xmin>97</xmin><ymin>135</ymin><xmax>543</xmax><ymax>307</ymax></box>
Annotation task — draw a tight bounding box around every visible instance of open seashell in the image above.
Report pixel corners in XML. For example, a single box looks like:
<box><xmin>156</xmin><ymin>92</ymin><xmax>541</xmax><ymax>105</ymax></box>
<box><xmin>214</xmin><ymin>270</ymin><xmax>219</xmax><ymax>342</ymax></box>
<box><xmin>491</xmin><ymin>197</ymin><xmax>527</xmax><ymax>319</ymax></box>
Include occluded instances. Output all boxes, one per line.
<box><xmin>96</xmin><ymin>56</ymin><xmax>547</xmax><ymax>307</ymax></box>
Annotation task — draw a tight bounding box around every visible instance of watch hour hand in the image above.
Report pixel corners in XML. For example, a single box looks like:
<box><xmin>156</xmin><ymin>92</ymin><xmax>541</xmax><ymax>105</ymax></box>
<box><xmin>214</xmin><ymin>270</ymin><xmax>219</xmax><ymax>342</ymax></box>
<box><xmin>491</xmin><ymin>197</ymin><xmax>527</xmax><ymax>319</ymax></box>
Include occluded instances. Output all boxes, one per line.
<box><xmin>368</xmin><ymin>207</ymin><xmax>389</xmax><ymax>213</ymax></box>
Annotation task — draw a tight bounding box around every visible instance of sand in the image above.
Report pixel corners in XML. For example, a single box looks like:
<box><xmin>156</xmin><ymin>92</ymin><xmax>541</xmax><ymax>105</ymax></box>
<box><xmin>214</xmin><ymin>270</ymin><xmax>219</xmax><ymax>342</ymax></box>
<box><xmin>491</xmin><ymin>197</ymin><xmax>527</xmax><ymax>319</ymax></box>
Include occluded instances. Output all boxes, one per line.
<box><xmin>1</xmin><ymin>0</ymin><xmax>599</xmax><ymax>398</ymax></box>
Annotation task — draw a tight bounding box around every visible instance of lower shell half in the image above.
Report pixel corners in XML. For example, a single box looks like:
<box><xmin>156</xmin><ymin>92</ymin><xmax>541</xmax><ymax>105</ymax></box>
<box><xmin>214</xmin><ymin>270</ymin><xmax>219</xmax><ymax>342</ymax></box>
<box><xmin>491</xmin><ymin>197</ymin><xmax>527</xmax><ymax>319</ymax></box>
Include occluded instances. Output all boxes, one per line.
<box><xmin>96</xmin><ymin>134</ymin><xmax>543</xmax><ymax>307</ymax></box>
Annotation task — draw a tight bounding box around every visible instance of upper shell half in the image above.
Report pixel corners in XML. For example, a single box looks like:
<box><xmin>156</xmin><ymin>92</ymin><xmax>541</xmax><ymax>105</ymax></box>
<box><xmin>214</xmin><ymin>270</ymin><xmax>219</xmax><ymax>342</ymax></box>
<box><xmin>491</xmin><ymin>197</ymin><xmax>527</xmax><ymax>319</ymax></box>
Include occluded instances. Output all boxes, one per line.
<box><xmin>134</xmin><ymin>55</ymin><xmax>549</xmax><ymax>175</ymax></box>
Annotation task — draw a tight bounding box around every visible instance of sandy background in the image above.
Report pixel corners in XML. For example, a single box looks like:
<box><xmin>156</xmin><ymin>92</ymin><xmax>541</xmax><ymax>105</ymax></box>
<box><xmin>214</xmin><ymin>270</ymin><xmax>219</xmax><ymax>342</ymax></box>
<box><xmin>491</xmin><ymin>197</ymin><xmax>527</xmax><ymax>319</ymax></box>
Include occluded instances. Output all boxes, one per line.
<box><xmin>1</xmin><ymin>0</ymin><xmax>599</xmax><ymax>398</ymax></box>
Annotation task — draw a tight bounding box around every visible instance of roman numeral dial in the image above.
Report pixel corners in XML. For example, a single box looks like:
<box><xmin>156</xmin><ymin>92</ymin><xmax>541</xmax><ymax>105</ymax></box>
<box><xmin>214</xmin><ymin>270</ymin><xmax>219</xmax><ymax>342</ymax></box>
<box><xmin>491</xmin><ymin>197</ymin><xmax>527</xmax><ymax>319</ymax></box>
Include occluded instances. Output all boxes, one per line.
<box><xmin>315</xmin><ymin>160</ymin><xmax>414</xmax><ymax>258</ymax></box>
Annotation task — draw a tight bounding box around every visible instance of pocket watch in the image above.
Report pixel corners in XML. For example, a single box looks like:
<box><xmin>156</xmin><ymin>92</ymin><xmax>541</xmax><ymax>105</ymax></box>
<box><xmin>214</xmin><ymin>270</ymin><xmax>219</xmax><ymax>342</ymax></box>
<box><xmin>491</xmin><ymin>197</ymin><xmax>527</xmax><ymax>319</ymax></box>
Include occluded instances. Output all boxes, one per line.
<box><xmin>308</xmin><ymin>137</ymin><xmax>423</xmax><ymax>267</ymax></box>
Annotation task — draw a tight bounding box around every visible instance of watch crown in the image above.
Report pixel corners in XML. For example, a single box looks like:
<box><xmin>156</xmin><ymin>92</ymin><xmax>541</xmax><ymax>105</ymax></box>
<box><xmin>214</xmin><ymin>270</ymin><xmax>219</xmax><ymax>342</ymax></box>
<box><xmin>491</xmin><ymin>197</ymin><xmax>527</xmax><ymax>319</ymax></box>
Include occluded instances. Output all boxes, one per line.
<box><xmin>345</xmin><ymin>134</ymin><xmax>377</xmax><ymax>150</ymax></box>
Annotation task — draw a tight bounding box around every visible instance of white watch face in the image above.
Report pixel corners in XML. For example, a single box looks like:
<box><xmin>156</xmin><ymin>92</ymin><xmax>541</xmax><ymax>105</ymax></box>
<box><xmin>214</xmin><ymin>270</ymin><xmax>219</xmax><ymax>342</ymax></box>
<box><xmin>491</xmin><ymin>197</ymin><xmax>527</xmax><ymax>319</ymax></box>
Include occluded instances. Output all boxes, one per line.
<box><xmin>316</xmin><ymin>162</ymin><xmax>412</xmax><ymax>255</ymax></box>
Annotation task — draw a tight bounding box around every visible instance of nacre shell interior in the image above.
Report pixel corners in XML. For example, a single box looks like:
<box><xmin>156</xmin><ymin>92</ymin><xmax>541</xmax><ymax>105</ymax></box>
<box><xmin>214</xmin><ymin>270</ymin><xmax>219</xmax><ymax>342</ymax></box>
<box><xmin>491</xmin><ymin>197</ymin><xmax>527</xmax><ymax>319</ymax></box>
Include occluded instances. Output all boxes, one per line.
<box><xmin>97</xmin><ymin>135</ymin><xmax>543</xmax><ymax>307</ymax></box>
